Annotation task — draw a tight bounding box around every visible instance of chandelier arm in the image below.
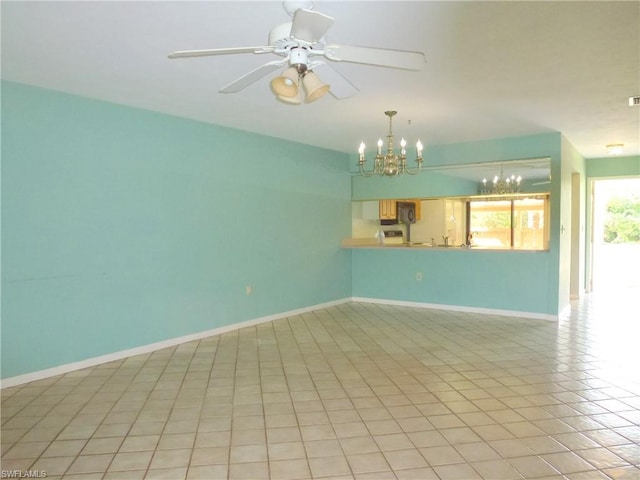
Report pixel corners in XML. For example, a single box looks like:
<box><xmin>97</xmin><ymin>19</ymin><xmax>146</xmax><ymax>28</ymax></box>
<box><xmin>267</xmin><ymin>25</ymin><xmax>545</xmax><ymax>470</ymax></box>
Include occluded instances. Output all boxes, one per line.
<box><xmin>401</xmin><ymin>157</ymin><xmax>421</xmax><ymax>175</ymax></box>
<box><xmin>358</xmin><ymin>164</ymin><xmax>376</xmax><ymax>177</ymax></box>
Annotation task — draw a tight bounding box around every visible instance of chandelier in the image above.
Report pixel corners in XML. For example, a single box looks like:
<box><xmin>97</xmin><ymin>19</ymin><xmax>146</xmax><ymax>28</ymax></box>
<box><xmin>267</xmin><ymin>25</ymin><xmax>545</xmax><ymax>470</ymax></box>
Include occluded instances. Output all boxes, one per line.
<box><xmin>480</xmin><ymin>165</ymin><xmax>522</xmax><ymax>194</ymax></box>
<box><xmin>357</xmin><ymin>111</ymin><xmax>423</xmax><ymax>176</ymax></box>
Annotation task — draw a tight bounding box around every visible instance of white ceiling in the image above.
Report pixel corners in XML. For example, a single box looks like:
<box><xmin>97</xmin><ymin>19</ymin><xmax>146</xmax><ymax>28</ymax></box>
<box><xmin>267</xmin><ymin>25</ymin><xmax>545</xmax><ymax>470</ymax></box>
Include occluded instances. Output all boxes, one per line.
<box><xmin>2</xmin><ymin>1</ymin><xmax>639</xmax><ymax>159</ymax></box>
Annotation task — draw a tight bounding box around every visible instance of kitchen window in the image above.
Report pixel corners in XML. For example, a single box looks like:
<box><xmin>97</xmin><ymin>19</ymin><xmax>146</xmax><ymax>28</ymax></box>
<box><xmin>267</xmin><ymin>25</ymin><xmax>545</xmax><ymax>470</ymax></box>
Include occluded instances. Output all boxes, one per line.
<box><xmin>467</xmin><ymin>196</ymin><xmax>549</xmax><ymax>249</ymax></box>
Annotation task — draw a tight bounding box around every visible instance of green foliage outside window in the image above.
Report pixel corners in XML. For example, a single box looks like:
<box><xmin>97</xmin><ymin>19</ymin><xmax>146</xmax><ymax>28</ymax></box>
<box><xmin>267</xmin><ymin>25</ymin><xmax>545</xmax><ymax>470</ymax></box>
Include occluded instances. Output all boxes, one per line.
<box><xmin>471</xmin><ymin>211</ymin><xmax>511</xmax><ymax>229</ymax></box>
<box><xmin>603</xmin><ymin>194</ymin><xmax>640</xmax><ymax>243</ymax></box>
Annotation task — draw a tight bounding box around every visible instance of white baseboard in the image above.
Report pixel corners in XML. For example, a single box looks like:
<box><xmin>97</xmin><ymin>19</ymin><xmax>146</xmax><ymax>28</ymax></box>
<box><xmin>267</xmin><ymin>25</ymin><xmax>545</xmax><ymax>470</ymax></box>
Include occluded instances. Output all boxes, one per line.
<box><xmin>559</xmin><ymin>303</ymin><xmax>572</xmax><ymax>319</ymax></box>
<box><xmin>1</xmin><ymin>298</ymin><xmax>351</xmax><ymax>389</ymax></box>
<box><xmin>351</xmin><ymin>297</ymin><xmax>559</xmax><ymax>322</ymax></box>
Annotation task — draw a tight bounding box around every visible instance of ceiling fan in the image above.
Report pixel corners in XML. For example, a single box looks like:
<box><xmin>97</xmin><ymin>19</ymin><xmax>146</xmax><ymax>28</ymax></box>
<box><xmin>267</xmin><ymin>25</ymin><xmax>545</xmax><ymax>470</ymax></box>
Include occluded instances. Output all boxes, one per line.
<box><xmin>168</xmin><ymin>1</ymin><xmax>426</xmax><ymax>104</ymax></box>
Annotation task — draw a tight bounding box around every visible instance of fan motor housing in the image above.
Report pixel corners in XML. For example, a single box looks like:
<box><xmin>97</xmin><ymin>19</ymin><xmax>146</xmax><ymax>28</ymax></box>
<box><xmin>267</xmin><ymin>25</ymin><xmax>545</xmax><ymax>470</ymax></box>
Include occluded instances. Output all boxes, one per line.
<box><xmin>289</xmin><ymin>48</ymin><xmax>309</xmax><ymax>72</ymax></box>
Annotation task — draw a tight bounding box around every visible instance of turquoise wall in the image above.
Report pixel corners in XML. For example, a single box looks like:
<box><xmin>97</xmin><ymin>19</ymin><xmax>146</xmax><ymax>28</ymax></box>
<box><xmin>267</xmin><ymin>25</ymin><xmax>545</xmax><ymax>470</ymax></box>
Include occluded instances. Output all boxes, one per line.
<box><xmin>1</xmin><ymin>81</ymin><xmax>352</xmax><ymax>379</ymax></box>
<box><xmin>351</xmin><ymin>132</ymin><xmax>563</xmax><ymax>316</ymax></box>
<box><xmin>353</xmin><ymin>249</ymin><xmax>551</xmax><ymax>314</ymax></box>
<box><xmin>586</xmin><ymin>155</ymin><xmax>640</xmax><ymax>178</ymax></box>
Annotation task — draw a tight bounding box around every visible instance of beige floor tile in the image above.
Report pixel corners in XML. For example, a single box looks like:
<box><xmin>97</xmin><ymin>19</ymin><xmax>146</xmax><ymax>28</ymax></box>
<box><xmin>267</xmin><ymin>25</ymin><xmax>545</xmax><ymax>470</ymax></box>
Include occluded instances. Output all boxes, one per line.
<box><xmin>395</xmin><ymin>466</ymin><xmax>439</xmax><ymax>479</ymax></box>
<box><xmin>108</xmin><ymin>450</ymin><xmax>153</xmax><ymax>471</ymax></box>
<box><xmin>407</xmin><ymin>430</ymin><xmax>449</xmax><ymax>448</ymax></box>
<box><xmin>186</xmin><ymin>463</ymin><xmax>228</xmax><ymax>479</ymax></box>
<box><xmin>439</xmin><ymin>426</ymin><xmax>483</xmax><ymax>444</ymax></box>
<box><xmin>30</xmin><ymin>455</ymin><xmax>75</xmax><ymax>476</ymax></box>
<box><xmin>574</xmin><ymin>447</ymin><xmax>629</xmax><ymax>469</ymax></box>
<box><xmin>454</xmin><ymin>441</ymin><xmax>501</xmax><ymax>462</ymax></box>
<box><xmin>507</xmin><ymin>455</ymin><xmax>561</xmax><ymax>477</ymax></box>
<box><xmin>308</xmin><ymin>455</ymin><xmax>351</xmax><ymax>477</ymax></box>
<box><xmin>266</xmin><ymin>426</ymin><xmax>302</xmax><ymax>443</ymax></box>
<box><xmin>383</xmin><ymin>448</ymin><xmax>429</xmax><ymax>470</ymax></box>
<box><xmin>489</xmin><ymin>438</ymin><xmax>536</xmax><ymax>457</ymax></box>
<box><xmin>473</xmin><ymin>423</ymin><xmax>517</xmax><ymax>441</ymax></box>
<box><xmin>145</xmin><ymin>466</ymin><xmax>188</xmax><ymax>479</ymax></box>
<box><xmin>66</xmin><ymin>453</ymin><xmax>115</xmax><ymax>475</ymax></box>
<box><xmin>340</xmin><ymin>436</ymin><xmax>381</xmax><ymax>455</ymax></box>
<box><xmin>601</xmin><ymin>466</ymin><xmax>640</xmax><ymax>480</ymax></box>
<box><xmin>230</xmin><ymin>427</ymin><xmax>265</xmax><ymax>445</ymax></box>
<box><xmin>268</xmin><ymin>441</ymin><xmax>306</xmax><ymax>460</ymax></box>
<box><xmin>304</xmin><ymin>438</ymin><xmax>343</xmax><ymax>458</ymax></box>
<box><xmin>189</xmin><ymin>446</ymin><xmax>229</xmax><ymax>465</ymax></box>
<box><xmin>373</xmin><ymin>433</ymin><xmax>414</xmax><ymax>452</ymax></box>
<box><xmin>103</xmin><ymin>469</ymin><xmax>146</xmax><ymax>479</ymax></box>
<box><xmin>157</xmin><ymin>432</ymin><xmax>196</xmax><ymax>450</ymax></box>
<box><xmin>419</xmin><ymin>444</ymin><xmax>465</xmax><ymax>466</ymax></box>
<box><xmin>541</xmin><ymin>451</ymin><xmax>599</xmax><ymax>474</ymax></box>
<box><xmin>40</xmin><ymin>439</ymin><xmax>87</xmax><ymax>458</ymax></box>
<box><xmin>269</xmin><ymin>458</ymin><xmax>311</xmax><ymax>480</ymax></box>
<box><xmin>194</xmin><ymin>430</ymin><xmax>231</xmax><ymax>448</ymax></box>
<box><xmin>433</xmin><ymin>462</ymin><xmax>482</xmax><ymax>479</ymax></box>
<box><xmin>300</xmin><ymin>424</ymin><xmax>336</xmax><ymax>441</ymax></box>
<box><xmin>150</xmin><ymin>448</ymin><xmax>192</xmax><ymax>469</ymax></box>
<box><xmin>346</xmin><ymin>451</ymin><xmax>390</xmax><ymax>474</ymax></box>
<box><xmin>333</xmin><ymin>421</ymin><xmax>370</xmax><ymax>438</ymax></box>
<box><xmin>119</xmin><ymin>434</ymin><xmax>160</xmax><ymax>452</ymax></box>
<box><xmin>470</xmin><ymin>458</ymin><xmax>524</xmax><ymax>479</ymax></box>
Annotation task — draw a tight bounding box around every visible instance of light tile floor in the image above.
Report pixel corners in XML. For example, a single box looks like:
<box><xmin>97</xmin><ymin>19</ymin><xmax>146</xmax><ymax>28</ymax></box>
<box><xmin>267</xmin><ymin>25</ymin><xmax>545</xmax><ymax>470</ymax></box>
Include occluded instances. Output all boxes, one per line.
<box><xmin>2</xmin><ymin>291</ymin><xmax>639</xmax><ymax>479</ymax></box>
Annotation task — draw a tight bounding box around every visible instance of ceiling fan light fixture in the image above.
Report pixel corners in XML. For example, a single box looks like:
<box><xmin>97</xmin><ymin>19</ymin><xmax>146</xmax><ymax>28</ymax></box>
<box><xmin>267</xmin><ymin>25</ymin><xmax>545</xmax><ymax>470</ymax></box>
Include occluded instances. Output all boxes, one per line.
<box><xmin>271</xmin><ymin>67</ymin><xmax>300</xmax><ymax>97</ymax></box>
<box><xmin>606</xmin><ymin>144</ymin><xmax>624</xmax><ymax>155</ymax></box>
<box><xmin>276</xmin><ymin>85</ymin><xmax>304</xmax><ymax>105</ymax></box>
<box><xmin>302</xmin><ymin>71</ymin><xmax>330</xmax><ymax>102</ymax></box>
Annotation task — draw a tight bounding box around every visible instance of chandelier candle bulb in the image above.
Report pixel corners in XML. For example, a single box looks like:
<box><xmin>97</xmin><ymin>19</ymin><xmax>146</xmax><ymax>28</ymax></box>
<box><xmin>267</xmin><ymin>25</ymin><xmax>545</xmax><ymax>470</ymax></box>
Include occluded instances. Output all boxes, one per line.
<box><xmin>377</xmin><ymin>139</ymin><xmax>383</xmax><ymax>154</ymax></box>
<box><xmin>400</xmin><ymin>138</ymin><xmax>407</xmax><ymax>155</ymax></box>
<box><xmin>416</xmin><ymin>140</ymin><xmax>423</xmax><ymax>157</ymax></box>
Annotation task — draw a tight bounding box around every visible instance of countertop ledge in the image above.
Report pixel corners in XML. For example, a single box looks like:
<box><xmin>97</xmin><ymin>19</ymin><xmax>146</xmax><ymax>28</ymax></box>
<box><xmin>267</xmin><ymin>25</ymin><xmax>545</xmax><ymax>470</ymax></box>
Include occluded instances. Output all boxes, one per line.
<box><xmin>341</xmin><ymin>238</ymin><xmax>548</xmax><ymax>252</ymax></box>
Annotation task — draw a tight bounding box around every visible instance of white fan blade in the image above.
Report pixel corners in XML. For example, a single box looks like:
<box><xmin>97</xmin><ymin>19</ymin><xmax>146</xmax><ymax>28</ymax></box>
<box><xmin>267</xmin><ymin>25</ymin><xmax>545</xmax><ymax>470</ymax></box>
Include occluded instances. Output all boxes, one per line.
<box><xmin>219</xmin><ymin>60</ymin><xmax>287</xmax><ymax>93</ymax></box>
<box><xmin>290</xmin><ymin>9</ymin><xmax>334</xmax><ymax>43</ymax></box>
<box><xmin>309</xmin><ymin>61</ymin><xmax>358</xmax><ymax>99</ymax></box>
<box><xmin>324</xmin><ymin>44</ymin><xmax>426</xmax><ymax>71</ymax></box>
<box><xmin>168</xmin><ymin>46</ymin><xmax>274</xmax><ymax>59</ymax></box>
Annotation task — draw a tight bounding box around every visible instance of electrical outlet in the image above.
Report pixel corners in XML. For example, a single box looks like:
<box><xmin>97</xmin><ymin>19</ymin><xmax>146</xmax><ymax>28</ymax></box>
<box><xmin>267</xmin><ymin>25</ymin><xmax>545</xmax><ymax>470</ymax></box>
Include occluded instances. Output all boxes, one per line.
<box><xmin>416</xmin><ymin>272</ymin><xmax>422</xmax><ymax>281</ymax></box>
<box><xmin>246</xmin><ymin>285</ymin><xmax>253</xmax><ymax>296</ymax></box>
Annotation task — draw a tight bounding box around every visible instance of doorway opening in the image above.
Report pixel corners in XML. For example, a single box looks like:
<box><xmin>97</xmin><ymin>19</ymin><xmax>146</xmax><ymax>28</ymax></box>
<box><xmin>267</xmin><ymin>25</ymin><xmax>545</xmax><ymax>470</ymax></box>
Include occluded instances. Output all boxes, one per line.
<box><xmin>589</xmin><ymin>177</ymin><xmax>640</xmax><ymax>293</ymax></box>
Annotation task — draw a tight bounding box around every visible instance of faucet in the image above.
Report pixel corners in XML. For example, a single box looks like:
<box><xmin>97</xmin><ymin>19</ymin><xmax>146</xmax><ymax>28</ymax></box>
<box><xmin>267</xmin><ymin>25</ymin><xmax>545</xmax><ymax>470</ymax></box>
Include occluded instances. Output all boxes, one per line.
<box><xmin>442</xmin><ymin>236</ymin><xmax>449</xmax><ymax>246</ymax></box>
<box><xmin>431</xmin><ymin>237</ymin><xmax>435</xmax><ymax>247</ymax></box>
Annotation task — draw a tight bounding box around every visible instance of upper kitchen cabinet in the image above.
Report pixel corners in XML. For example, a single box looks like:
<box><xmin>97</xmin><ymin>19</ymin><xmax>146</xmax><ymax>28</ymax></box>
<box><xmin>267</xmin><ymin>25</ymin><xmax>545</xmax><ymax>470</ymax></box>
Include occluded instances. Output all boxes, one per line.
<box><xmin>379</xmin><ymin>199</ymin><xmax>397</xmax><ymax>220</ymax></box>
<box><xmin>378</xmin><ymin>199</ymin><xmax>422</xmax><ymax>221</ymax></box>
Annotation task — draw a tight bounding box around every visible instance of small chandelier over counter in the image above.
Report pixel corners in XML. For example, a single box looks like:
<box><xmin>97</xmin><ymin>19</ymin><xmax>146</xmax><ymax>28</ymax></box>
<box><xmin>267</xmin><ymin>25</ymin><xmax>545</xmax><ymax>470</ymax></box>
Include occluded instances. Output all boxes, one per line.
<box><xmin>357</xmin><ymin>110</ymin><xmax>423</xmax><ymax>176</ymax></box>
<box><xmin>480</xmin><ymin>165</ymin><xmax>522</xmax><ymax>194</ymax></box>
